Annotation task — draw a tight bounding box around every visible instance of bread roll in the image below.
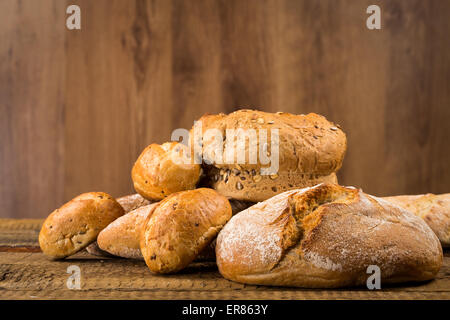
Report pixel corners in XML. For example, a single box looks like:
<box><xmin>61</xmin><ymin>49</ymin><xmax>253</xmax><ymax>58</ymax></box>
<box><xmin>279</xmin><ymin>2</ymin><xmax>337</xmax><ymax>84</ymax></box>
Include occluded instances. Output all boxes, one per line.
<box><xmin>190</xmin><ymin>110</ymin><xmax>346</xmax><ymax>202</ymax></box>
<box><xmin>141</xmin><ymin>188</ymin><xmax>232</xmax><ymax>273</ymax></box>
<box><xmin>39</xmin><ymin>192</ymin><xmax>125</xmax><ymax>259</ymax></box>
<box><xmin>132</xmin><ymin>142</ymin><xmax>201</xmax><ymax>200</ymax></box>
<box><xmin>97</xmin><ymin>203</ymin><xmax>159</xmax><ymax>259</ymax></box>
<box><xmin>216</xmin><ymin>184</ymin><xmax>442</xmax><ymax>288</ymax></box>
<box><xmin>383</xmin><ymin>193</ymin><xmax>450</xmax><ymax>247</ymax></box>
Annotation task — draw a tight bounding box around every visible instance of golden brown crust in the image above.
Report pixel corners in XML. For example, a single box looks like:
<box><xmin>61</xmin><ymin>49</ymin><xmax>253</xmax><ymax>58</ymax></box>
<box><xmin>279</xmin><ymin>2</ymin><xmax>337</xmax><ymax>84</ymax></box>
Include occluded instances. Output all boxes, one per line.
<box><xmin>117</xmin><ymin>193</ymin><xmax>152</xmax><ymax>213</ymax></box>
<box><xmin>132</xmin><ymin>142</ymin><xmax>201</xmax><ymax>200</ymax></box>
<box><xmin>205</xmin><ymin>165</ymin><xmax>338</xmax><ymax>202</ymax></box>
<box><xmin>190</xmin><ymin>110</ymin><xmax>347</xmax><ymax>174</ymax></box>
<box><xmin>39</xmin><ymin>192</ymin><xmax>125</xmax><ymax>259</ymax></box>
<box><xmin>141</xmin><ymin>188</ymin><xmax>232</xmax><ymax>273</ymax></box>
<box><xmin>97</xmin><ymin>203</ymin><xmax>159</xmax><ymax>259</ymax></box>
<box><xmin>216</xmin><ymin>184</ymin><xmax>443</xmax><ymax>288</ymax></box>
<box><xmin>383</xmin><ymin>194</ymin><xmax>450</xmax><ymax>247</ymax></box>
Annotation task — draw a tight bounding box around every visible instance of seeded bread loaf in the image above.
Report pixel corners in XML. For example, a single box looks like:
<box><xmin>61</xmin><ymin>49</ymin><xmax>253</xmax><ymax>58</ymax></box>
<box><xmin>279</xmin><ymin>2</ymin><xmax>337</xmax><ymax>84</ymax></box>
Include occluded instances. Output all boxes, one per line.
<box><xmin>216</xmin><ymin>184</ymin><xmax>443</xmax><ymax>288</ymax></box>
<box><xmin>141</xmin><ymin>188</ymin><xmax>232</xmax><ymax>273</ymax></box>
<box><xmin>132</xmin><ymin>142</ymin><xmax>201</xmax><ymax>200</ymax></box>
<box><xmin>383</xmin><ymin>193</ymin><xmax>450</xmax><ymax>247</ymax></box>
<box><xmin>190</xmin><ymin>110</ymin><xmax>346</xmax><ymax>202</ymax></box>
<box><xmin>39</xmin><ymin>192</ymin><xmax>125</xmax><ymax>259</ymax></box>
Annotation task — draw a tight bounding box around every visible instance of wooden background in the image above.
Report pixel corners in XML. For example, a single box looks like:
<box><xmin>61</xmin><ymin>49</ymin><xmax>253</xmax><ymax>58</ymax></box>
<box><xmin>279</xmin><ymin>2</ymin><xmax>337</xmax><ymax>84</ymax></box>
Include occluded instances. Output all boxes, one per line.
<box><xmin>1</xmin><ymin>0</ymin><xmax>449</xmax><ymax>218</ymax></box>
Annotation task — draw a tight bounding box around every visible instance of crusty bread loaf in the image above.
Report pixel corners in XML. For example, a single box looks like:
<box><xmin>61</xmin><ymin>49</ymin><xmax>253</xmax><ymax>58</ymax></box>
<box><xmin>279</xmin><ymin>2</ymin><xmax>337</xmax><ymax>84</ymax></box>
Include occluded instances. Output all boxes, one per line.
<box><xmin>141</xmin><ymin>188</ymin><xmax>232</xmax><ymax>273</ymax></box>
<box><xmin>190</xmin><ymin>110</ymin><xmax>346</xmax><ymax>201</ymax></box>
<box><xmin>132</xmin><ymin>142</ymin><xmax>201</xmax><ymax>200</ymax></box>
<box><xmin>39</xmin><ymin>192</ymin><xmax>125</xmax><ymax>259</ymax></box>
<box><xmin>216</xmin><ymin>184</ymin><xmax>443</xmax><ymax>288</ymax></box>
<box><xmin>117</xmin><ymin>193</ymin><xmax>152</xmax><ymax>213</ymax></box>
<box><xmin>97</xmin><ymin>203</ymin><xmax>159</xmax><ymax>259</ymax></box>
<box><xmin>383</xmin><ymin>193</ymin><xmax>450</xmax><ymax>247</ymax></box>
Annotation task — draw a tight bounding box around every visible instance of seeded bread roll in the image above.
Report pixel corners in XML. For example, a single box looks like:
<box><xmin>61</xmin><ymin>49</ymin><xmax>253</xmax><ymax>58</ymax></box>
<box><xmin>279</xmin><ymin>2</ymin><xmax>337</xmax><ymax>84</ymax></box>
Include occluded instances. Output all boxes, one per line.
<box><xmin>141</xmin><ymin>188</ymin><xmax>232</xmax><ymax>273</ymax></box>
<box><xmin>216</xmin><ymin>184</ymin><xmax>443</xmax><ymax>288</ymax></box>
<box><xmin>383</xmin><ymin>193</ymin><xmax>450</xmax><ymax>247</ymax></box>
<box><xmin>190</xmin><ymin>110</ymin><xmax>346</xmax><ymax>201</ymax></box>
<box><xmin>39</xmin><ymin>192</ymin><xmax>125</xmax><ymax>259</ymax></box>
<box><xmin>97</xmin><ymin>203</ymin><xmax>159</xmax><ymax>259</ymax></box>
<box><xmin>132</xmin><ymin>142</ymin><xmax>201</xmax><ymax>200</ymax></box>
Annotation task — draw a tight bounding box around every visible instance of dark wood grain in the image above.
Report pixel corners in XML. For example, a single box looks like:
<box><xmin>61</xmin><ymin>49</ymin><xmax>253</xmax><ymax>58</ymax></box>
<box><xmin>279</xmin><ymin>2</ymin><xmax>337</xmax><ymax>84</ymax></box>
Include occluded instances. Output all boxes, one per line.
<box><xmin>0</xmin><ymin>219</ymin><xmax>449</xmax><ymax>300</ymax></box>
<box><xmin>0</xmin><ymin>0</ymin><xmax>449</xmax><ymax>218</ymax></box>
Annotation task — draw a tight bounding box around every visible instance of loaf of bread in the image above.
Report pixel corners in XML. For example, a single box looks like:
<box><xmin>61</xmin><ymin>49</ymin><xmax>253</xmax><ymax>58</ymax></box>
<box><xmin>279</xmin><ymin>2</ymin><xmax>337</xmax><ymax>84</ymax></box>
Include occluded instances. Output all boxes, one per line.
<box><xmin>190</xmin><ymin>110</ymin><xmax>346</xmax><ymax>202</ymax></box>
<box><xmin>39</xmin><ymin>192</ymin><xmax>125</xmax><ymax>259</ymax></box>
<box><xmin>216</xmin><ymin>184</ymin><xmax>442</xmax><ymax>288</ymax></box>
<box><xmin>132</xmin><ymin>142</ymin><xmax>201</xmax><ymax>200</ymax></box>
<box><xmin>383</xmin><ymin>193</ymin><xmax>450</xmax><ymax>247</ymax></box>
<box><xmin>141</xmin><ymin>188</ymin><xmax>232</xmax><ymax>273</ymax></box>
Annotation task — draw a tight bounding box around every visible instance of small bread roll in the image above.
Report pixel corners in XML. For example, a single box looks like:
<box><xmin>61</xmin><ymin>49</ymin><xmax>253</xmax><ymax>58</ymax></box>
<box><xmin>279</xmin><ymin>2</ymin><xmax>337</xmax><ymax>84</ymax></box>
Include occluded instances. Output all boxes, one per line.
<box><xmin>39</xmin><ymin>192</ymin><xmax>125</xmax><ymax>259</ymax></box>
<box><xmin>216</xmin><ymin>184</ymin><xmax>443</xmax><ymax>288</ymax></box>
<box><xmin>97</xmin><ymin>203</ymin><xmax>158</xmax><ymax>259</ymax></box>
<box><xmin>132</xmin><ymin>142</ymin><xmax>201</xmax><ymax>200</ymax></box>
<box><xmin>383</xmin><ymin>193</ymin><xmax>450</xmax><ymax>247</ymax></box>
<box><xmin>141</xmin><ymin>188</ymin><xmax>232</xmax><ymax>273</ymax></box>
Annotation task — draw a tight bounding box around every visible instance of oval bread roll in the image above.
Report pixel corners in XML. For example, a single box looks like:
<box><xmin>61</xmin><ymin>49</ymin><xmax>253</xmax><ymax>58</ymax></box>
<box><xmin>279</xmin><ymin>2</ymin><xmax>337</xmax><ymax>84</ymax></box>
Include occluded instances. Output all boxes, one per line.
<box><xmin>383</xmin><ymin>193</ymin><xmax>450</xmax><ymax>247</ymax></box>
<box><xmin>39</xmin><ymin>192</ymin><xmax>125</xmax><ymax>259</ymax></box>
<box><xmin>216</xmin><ymin>184</ymin><xmax>443</xmax><ymax>288</ymax></box>
<box><xmin>141</xmin><ymin>188</ymin><xmax>232</xmax><ymax>273</ymax></box>
<box><xmin>97</xmin><ymin>203</ymin><xmax>158</xmax><ymax>259</ymax></box>
<box><xmin>132</xmin><ymin>142</ymin><xmax>201</xmax><ymax>200</ymax></box>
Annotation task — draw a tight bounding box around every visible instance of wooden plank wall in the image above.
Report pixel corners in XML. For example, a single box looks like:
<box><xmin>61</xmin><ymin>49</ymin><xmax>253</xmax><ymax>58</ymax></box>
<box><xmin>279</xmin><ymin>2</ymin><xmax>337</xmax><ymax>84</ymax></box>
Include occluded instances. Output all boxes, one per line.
<box><xmin>1</xmin><ymin>0</ymin><xmax>449</xmax><ymax>218</ymax></box>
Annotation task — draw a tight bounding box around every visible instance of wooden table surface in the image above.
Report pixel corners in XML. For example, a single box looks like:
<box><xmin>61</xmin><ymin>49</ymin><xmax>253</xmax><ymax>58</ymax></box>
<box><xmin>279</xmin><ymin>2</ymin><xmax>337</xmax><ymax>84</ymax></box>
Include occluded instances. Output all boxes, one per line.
<box><xmin>0</xmin><ymin>219</ymin><xmax>449</xmax><ymax>300</ymax></box>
